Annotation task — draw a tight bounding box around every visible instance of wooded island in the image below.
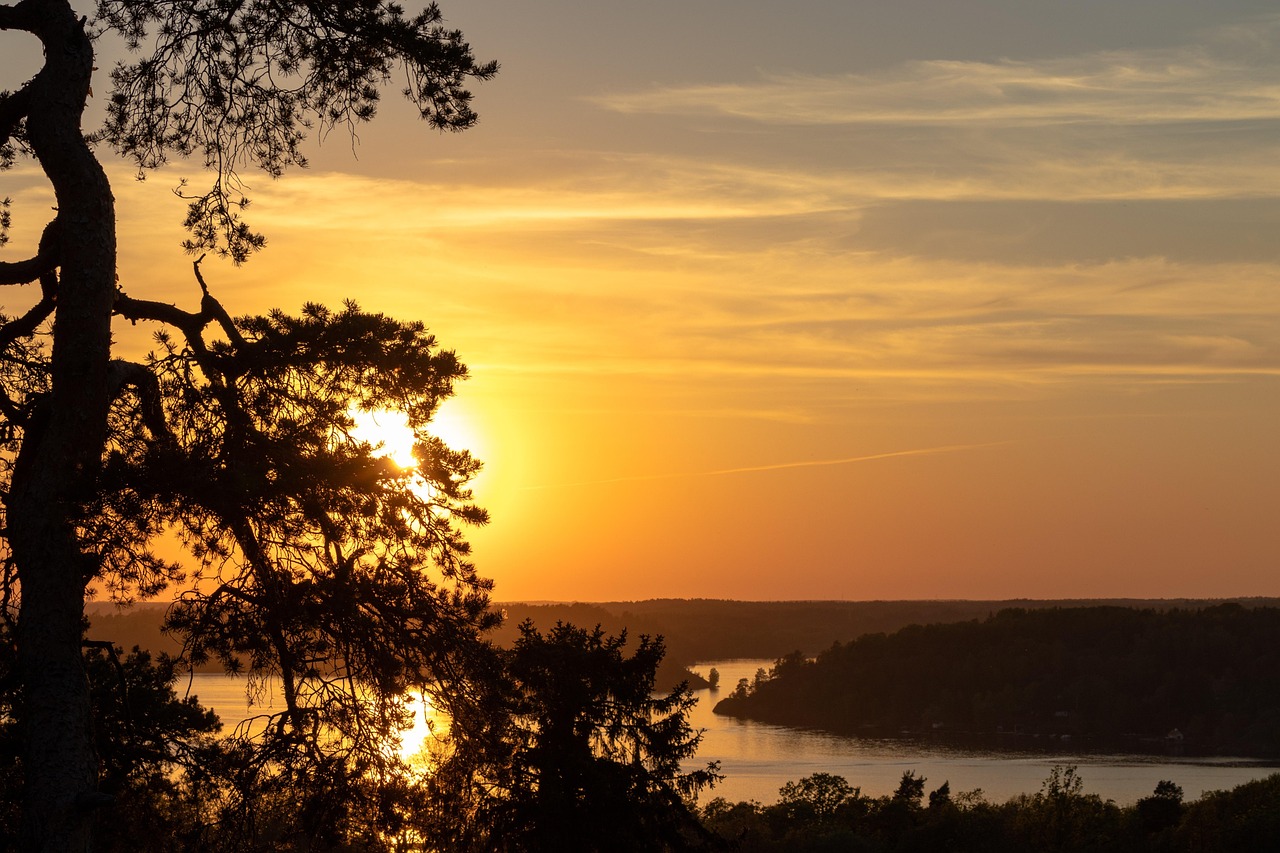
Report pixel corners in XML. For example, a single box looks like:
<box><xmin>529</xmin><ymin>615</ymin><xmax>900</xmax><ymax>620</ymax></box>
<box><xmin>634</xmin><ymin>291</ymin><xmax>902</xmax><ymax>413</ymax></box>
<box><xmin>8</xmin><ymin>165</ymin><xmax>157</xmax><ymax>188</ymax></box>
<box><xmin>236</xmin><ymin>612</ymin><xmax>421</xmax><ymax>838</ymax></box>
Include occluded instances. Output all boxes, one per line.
<box><xmin>714</xmin><ymin>604</ymin><xmax>1280</xmax><ymax>757</ymax></box>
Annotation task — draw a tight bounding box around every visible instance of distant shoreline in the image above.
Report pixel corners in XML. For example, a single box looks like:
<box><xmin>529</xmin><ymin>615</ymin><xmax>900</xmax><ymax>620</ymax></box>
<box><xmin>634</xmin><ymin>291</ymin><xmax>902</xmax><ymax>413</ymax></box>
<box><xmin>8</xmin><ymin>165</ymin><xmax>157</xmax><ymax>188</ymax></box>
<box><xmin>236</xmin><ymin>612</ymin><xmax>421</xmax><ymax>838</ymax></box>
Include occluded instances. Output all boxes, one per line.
<box><xmin>88</xmin><ymin>597</ymin><xmax>1280</xmax><ymax>696</ymax></box>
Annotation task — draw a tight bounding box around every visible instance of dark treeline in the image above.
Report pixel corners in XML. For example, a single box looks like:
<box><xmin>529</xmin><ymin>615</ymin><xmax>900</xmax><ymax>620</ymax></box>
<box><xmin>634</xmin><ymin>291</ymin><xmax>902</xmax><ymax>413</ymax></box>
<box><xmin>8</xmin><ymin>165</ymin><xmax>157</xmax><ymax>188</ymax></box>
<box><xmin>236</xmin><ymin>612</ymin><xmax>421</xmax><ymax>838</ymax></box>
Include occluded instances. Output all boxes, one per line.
<box><xmin>88</xmin><ymin>598</ymin><xmax>1280</xmax><ymax>695</ymax></box>
<box><xmin>699</xmin><ymin>767</ymin><xmax>1280</xmax><ymax>853</ymax></box>
<box><xmin>86</xmin><ymin>601</ymin><xmax>708</xmax><ymax>690</ymax></box>
<box><xmin>714</xmin><ymin>605</ymin><xmax>1280</xmax><ymax>757</ymax></box>
<box><xmin>503</xmin><ymin>597</ymin><xmax>1280</xmax><ymax>667</ymax></box>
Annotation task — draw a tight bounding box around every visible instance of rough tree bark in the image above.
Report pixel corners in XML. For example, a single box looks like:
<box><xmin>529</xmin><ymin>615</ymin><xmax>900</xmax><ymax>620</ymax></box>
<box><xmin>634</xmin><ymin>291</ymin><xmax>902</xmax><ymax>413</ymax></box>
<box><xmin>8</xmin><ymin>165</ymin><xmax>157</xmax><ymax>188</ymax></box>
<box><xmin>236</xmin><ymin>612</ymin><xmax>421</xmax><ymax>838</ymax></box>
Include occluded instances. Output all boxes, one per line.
<box><xmin>3</xmin><ymin>2</ymin><xmax>115</xmax><ymax>850</ymax></box>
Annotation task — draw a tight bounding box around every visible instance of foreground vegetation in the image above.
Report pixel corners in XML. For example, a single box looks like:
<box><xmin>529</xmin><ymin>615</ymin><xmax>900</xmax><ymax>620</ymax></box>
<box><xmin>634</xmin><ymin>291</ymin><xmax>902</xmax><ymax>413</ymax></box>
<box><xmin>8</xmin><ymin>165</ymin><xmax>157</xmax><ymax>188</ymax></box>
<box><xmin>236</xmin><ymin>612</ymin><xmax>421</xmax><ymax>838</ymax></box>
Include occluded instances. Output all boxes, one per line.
<box><xmin>716</xmin><ymin>605</ymin><xmax>1280</xmax><ymax>757</ymax></box>
<box><xmin>0</xmin><ymin>622</ymin><xmax>719</xmax><ymax>851</ymax></box>
<box><xmin>11</xmin><ymin>604</ymin><xmax>1280</xmax><ymax>850</ymax></box>
<box><xmin>700</xmin><ymin>767</ymin><xmax>1280</xmax><ymax>853</ymax></box>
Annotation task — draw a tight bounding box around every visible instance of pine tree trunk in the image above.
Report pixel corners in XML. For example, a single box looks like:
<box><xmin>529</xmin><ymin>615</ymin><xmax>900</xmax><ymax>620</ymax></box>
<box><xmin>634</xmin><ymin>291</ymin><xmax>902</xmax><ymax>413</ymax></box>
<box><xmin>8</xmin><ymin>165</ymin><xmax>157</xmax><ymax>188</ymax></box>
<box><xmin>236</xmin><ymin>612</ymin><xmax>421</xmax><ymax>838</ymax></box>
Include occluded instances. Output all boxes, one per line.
<box><xmin>9</xmin><ymin>2</ymin><xmax>117</xmax><ymax>850</ymax></box>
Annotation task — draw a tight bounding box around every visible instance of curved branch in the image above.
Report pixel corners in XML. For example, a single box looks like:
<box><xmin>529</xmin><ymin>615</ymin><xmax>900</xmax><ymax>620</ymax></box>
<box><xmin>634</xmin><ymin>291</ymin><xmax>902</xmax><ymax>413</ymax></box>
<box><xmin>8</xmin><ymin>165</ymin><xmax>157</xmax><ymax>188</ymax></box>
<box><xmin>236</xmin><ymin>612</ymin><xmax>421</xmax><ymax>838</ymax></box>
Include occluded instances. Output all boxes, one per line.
<box><xmin>114</xmin><ymin>259</ymin><xmax>250</xmax><ymax>385</ymax></box>
<box><xmin>112</xmin><ymin>292</ymin><xmax>205</xmax><ymax>335</ymax></box>
<box><xmin>0</xmin><ymin>270</ymin><xmax>55</xmax><ymax>351</ymax></box>
<box><xmin>0</xmin><ymin>268</ymin><xmax>56</xmax><ymax>425</ymax></box>
<box><xmin>80</xmin><ymin>639</ymin><xmax>135</xmax><ymax>742</ymax></box>
<box><xmin>0</xmin><ymin>217</ymin><xmax>60</xmax><ymax>285</ymax></box>
<box><xmin>1</xmin><ymin>85</ymin><xmax>31</xmax><ymax>143</ymax></box>
<box><xmin>113</xmin><ymin>259</ymin><xmax>235</xmax><ymax>336</ymax></box>
<box><xmin>113</xmin><ymin>289</ymin><xmax>227</xmax><ymax>389</ymax></box>
<box><xmin>193</xmin><ymin>255</ymin><xmax>245</xmax><ymax>347</ymax></box>
<box><xmin>0</xmin><ymin>3</ymin><xmax>40</xmax><ymax>33</ymax></box>
<box><xmin>106</xmin><ymin>359</ymin><xmax>173</xmax><ymax>444</ymax></box>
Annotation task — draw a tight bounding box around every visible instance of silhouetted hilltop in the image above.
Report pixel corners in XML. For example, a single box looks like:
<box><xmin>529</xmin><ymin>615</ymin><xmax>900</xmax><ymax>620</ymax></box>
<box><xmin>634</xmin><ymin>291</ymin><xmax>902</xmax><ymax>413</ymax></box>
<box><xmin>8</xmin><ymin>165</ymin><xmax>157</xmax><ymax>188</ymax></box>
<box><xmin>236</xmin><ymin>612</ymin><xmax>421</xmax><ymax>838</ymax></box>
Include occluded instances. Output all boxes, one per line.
<box><xmin>471</xmin><ymin>598</ymin><xmax>1280</xmax><ymax>694</ymax></box>
<box><xmin>504</xmin><ymin>597</ymin><xmax>1280</xmax><ymax>668</ymax></box>
<box><xmin>88</xmin><ymin>597</ymin><xmax>1280</xmax><ymax>693</ymax></box>
<box><xmin>714</xmin><ymin>604</ymin><xmax>1280</xmax><ymax>758</ymax></box>
<box><xmin>86</xmin><ymin>602</ymin><xmax>184</xmax><ymax>660</ymax></box>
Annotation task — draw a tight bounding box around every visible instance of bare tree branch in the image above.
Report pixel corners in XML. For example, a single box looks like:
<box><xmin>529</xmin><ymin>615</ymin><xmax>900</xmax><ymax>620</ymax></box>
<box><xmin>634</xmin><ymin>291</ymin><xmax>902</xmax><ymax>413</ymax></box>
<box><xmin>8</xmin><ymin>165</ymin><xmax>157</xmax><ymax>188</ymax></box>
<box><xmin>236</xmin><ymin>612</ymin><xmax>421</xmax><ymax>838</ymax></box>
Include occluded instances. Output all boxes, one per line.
<box><xmin>0</xmin><ymin>217</ymin><xmax>60</xmax><ymax>285</ymax></box>
<box><xmin>0</xmin><ymin>270</ymin><xmax>55</xmax><ymax>352</ymax></box>
<box><xmin>111</xmin><ymin>292</ymin><xmax>204</xmax><ymax>334</ymax></box>
<box><xmin>0</xmin><ymin>2</ymin><xmax>40</xmax><ymax>34</ymax></box>
<box><xmin>106</xmin><ymin>359</ymin><xmax>172</xmax><ymax>444</ymax></box>
<box><xmin>0</xmin><ymin>85</ymin><xmax>31</xmax><ymax>142</ymax></box>
<box><xmin>0</xmin><ymin>266</ymin><xmax>55</xmax><ymax>425</ymax></box>
<box><xmin>192</xmin><ymin>255</ymin><xmax>245</xmax><ymax>347</ymax></box>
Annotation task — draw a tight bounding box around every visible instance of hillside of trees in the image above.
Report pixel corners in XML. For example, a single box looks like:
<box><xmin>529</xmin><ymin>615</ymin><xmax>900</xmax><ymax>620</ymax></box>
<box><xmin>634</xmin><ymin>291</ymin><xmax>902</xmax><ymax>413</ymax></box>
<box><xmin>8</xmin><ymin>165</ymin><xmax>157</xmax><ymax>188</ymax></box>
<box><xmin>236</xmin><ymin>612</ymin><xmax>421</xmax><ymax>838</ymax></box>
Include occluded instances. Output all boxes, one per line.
<box><xmin>88</xmin><ymin>597</ymin><xmax>1280</xmax><ymax>695</ymax></box>
<box><xmin>583</xmin><ymin>597</ymin><xmax>1279</xmax><ymax>664</ymax></box>
<box><xmin>714</xmin><ymin>605</ymin><xmax>1280</xmax><ymax>758</ymax></box>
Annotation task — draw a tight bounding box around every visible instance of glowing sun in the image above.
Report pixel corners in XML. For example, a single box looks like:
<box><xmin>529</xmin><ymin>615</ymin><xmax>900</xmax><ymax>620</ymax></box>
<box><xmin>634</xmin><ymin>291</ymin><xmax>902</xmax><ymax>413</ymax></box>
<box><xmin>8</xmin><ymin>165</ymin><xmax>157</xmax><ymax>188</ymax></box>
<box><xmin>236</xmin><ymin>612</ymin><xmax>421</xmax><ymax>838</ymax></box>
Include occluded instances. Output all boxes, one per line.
<box><xmin>350</xmin><ymin>401</ymin><xmax>485</xmax><ymax>472</ymax></box>
<box><xmin>350</xmin><ymin>409</ymin><xmax>419</xmax><ymax>469</ymax></box>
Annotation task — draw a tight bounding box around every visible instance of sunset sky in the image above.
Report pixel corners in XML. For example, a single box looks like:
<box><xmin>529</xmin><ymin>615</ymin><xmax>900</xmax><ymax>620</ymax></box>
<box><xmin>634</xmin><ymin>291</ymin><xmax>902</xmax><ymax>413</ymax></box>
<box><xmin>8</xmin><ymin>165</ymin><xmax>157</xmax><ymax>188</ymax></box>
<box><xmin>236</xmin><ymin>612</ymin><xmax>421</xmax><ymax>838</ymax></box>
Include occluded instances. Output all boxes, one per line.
<box><xmin>4</xmin><ymin>1</ymin><xmax>1280</xmax><ymax>601</ymax></box>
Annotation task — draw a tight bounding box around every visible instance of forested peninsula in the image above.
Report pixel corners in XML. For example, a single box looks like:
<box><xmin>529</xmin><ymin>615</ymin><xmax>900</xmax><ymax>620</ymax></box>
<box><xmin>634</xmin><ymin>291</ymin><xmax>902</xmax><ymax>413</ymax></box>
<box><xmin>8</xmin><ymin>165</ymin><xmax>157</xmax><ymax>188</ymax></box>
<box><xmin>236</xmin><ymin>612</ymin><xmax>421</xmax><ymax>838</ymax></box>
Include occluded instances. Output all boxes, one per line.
<box><xmin>714</xmin><ymin>605</ymin><xmax>1280</xmax><ymax>758</ymax></box>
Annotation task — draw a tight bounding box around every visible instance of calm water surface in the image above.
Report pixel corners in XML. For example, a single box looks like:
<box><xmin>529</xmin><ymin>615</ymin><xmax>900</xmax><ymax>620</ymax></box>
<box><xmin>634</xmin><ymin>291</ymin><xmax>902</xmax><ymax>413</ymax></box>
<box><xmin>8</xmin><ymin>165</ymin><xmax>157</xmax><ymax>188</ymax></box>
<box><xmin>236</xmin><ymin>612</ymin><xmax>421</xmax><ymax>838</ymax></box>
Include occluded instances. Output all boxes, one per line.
<box><xmin>684</xmin><ymin>660</ymin><xmax>1280</xmax><ymax>805</ymax></box>
<box><xmin>182</xmin><ymin>673</ymin><xmax>449</xmax><ymax>759</ymax></box>
<box><xmin>184</xmin><ymin>660</ymin><xmax>1280</xmax><ymax>806</ymax></box>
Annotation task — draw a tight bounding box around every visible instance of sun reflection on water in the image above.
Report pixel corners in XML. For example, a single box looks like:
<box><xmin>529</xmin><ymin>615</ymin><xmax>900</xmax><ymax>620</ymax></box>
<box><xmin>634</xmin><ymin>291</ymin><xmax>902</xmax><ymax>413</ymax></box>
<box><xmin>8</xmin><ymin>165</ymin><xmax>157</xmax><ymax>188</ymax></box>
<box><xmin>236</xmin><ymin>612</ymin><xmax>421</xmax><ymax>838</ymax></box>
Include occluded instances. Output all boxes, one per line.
<box><xmin>184</xmin><ymin>675</ymin><xmax>454</xmax><ymax>765</ymax></box>
<box><xmin>399</xmin><ymin>690</ymin><xmax>452</xmax><ymax>765</ymax></box>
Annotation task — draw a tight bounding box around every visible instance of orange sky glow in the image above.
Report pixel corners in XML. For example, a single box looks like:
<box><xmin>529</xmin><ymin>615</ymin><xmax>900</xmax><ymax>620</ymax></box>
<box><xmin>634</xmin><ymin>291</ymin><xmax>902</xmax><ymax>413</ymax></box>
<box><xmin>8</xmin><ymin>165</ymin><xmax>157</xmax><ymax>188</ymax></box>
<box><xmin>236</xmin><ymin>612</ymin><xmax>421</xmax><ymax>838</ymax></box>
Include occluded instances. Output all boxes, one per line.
<box><xmin>4</xmin><ymin>1</ymin><xmax>1280</xmax><ymax>601</ymax></box>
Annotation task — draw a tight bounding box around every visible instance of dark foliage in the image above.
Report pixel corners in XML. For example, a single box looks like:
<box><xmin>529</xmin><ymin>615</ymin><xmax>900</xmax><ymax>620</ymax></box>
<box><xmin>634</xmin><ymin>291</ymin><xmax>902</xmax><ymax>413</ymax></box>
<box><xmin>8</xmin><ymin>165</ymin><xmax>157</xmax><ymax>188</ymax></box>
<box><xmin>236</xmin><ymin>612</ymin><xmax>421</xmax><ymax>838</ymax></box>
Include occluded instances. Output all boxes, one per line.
<box><xmin>481</xmin><ymin>598</ymin><xmax>1279</xmax><ymax>676</ymax></box>
<box><xmin>97</xmin><ymin>0</ymin><xmax>498</xmax><ymax>261</ymax></box>
<box><xmin>2</xmin><ymin>2</ymin><xmax>496</xmax><ymax>847</ymax></box>
<box><xmin>0</xmin><ymin>642</ymin><xmax>222</xmax><ymax>846</ymax></box>
<box><xmin>715</xmin><ymin>605</ymin><xmax>1280</xmax><ymax>757</ymax></box>
<box><xmin>425</xmin><ymin>621</ymin><xmax>721</xmax><ymax>852</ymax></box>
<box><xmin>701</xmin><ymin>768</ymin><xmax>1280</xmax><ymax>853</ymax></box>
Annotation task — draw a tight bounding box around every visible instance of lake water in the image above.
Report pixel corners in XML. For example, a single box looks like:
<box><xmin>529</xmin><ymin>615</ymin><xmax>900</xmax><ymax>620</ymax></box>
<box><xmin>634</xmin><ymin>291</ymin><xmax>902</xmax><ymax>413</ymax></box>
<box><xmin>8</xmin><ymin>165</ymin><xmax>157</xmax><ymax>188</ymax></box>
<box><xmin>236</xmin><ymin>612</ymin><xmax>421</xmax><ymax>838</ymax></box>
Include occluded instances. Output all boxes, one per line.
<box><xmin>182</xmin><ymin>659</ymin><xmax>1280</xmax><ymax>807</ymax></box>
<box><xmin>683</xmin><ymin>660</ymin><xmax>1280</xmax><ymax>806</ymax></box>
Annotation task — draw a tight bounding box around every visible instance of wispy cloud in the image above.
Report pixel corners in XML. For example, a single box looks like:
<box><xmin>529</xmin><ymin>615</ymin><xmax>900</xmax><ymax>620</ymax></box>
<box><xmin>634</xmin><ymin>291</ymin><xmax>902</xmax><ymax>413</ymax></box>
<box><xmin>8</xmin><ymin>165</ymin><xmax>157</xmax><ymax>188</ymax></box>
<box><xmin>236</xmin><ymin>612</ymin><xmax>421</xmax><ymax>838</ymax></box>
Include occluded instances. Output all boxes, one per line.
<box><xmin>592</xmin><ymin>19</ymin><xmax>1280</xmax><ymax>127</ymax></box>
<box><xmin>120</xmin><ymin>162</ymin><xmax>1278</xmax><ymax>396</ymax></box>
<box><xmin>521</xmin><ymin>441</ymin><xmax>1013</xmax><ymax>490</ymax></box>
